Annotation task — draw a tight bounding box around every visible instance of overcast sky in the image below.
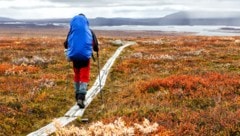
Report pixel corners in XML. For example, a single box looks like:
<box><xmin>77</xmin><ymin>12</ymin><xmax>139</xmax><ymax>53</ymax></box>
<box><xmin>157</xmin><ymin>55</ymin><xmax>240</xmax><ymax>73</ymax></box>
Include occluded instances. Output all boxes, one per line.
<box><xmin>0</xmin><ymin>0</ymin><xmax>240</xmax><ymax>19</ymax></box>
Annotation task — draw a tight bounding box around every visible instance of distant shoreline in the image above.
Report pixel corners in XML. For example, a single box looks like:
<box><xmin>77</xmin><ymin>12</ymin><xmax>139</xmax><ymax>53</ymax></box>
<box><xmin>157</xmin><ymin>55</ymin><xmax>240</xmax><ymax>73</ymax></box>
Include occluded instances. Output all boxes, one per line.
<box><xmin>0</xmin><ymin>25</ymin><xmax>190</xmax><ymax>38</ymax></box>
<box><xmin>1</xmin><ymin>24</ymin><xmax>240</xmax><ymax>38</ymax></box>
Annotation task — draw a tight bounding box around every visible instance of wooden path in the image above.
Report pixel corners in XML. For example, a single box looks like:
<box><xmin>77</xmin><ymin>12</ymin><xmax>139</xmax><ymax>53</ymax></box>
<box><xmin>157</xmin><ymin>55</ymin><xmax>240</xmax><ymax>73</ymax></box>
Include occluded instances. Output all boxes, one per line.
<box><xmin>27</xmin><ymin>41</ymin><xmax>135</xmax><ymax>136</ymax></box>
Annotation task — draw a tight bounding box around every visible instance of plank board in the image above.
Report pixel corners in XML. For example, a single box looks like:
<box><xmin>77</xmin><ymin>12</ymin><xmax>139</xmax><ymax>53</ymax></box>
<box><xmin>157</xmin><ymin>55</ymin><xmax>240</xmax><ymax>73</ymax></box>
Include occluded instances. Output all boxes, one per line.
<box><xmin>27</xmin><ymin>41</ymin><xmax>135</xmax><ymax>136</ymax></box>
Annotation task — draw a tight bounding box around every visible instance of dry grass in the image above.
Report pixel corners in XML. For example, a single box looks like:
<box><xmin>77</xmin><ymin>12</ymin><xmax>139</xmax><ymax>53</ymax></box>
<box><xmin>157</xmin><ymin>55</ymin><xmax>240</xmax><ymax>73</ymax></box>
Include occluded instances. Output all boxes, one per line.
<box><xmin>1</xmin><ymin>27</ymin><xmax>240</xmax><ymax>135</ymax></box>
<box><xmin>0</xmin><ymin>30</ymin><xmax>118</xmax><ymax>135</ymax></box>
<box><xmin>55</xmin><ymin>118</ymin><xmax>167</xmax><ymax>136</ymax></box>
<box><xmin>82</xmin><ymin>36</ymin><xmax>240</xmax><ymax>135</ymax></box>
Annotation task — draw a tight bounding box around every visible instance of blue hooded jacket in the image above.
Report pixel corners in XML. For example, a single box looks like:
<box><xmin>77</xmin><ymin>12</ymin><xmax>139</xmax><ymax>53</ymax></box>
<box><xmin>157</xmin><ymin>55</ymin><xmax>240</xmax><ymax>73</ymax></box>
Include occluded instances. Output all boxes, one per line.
<box><xmin>67</xmin><ymin>15</ymin><xmax>93</xmax><ymax>61</ymax></box>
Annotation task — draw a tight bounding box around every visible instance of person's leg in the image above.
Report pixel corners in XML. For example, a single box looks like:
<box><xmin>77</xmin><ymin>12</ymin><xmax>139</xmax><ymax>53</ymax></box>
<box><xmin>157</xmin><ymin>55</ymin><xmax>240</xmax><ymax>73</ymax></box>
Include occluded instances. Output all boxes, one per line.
<box><xmin>80</xmin><ymin>60</ymin><xmax>90</xmax><ymax>83</ymax></box>
<box><xmin>77</xmin><ymin>60</ymin><xmax>90</xmax><ymax>108</ymax></box>
<box><xmin>73</xmin><ymin>67</ymin><xmax>81</xmax><ymax>100</ymax></box>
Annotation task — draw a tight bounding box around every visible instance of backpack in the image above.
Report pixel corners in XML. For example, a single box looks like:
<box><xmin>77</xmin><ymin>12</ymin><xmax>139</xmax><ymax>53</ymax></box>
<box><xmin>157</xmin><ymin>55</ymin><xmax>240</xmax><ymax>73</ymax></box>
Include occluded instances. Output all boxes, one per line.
<box><xmin>64</xmin><ymin>29</ymin><xmax>99</xmax><ymax>61</ymax></box>
<box><xmin>64</xmin><ymin>15</ymin><xmax>98</xmax><ymax>61</ymax></box>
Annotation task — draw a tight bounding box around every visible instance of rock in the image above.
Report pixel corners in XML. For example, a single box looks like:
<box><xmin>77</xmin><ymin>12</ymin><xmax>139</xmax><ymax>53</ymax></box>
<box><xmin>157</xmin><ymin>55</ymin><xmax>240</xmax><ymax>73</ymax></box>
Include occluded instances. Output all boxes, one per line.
<box><xmin>153</xmin><ymin>40</ymin><xmax>164</xmax><ymax>45</ymax></box>
<box><xmin>235</xmin><ymin>40</ymin><xmax>240</xmax><ymax>45</ymax></box>
<box><xmin>111</xmin><ymin>40</ymin><xmax>123</xmax><ymax>46</ymax></box>
<box><xmin>185</xmin><ymin>49</ymin><xmax>205</xmax><ymax>56</ymax></box>
<box><xmin>131</xmin><ymin>52</ymin><xmax>143</xmax><ymax>58</ymax></box>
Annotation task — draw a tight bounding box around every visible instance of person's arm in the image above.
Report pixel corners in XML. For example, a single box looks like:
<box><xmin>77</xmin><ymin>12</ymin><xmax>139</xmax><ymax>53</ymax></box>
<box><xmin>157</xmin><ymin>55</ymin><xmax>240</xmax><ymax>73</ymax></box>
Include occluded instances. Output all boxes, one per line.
<box><xmin>64</xmin><ymin>31</ymin><xmax>70</xmax><ymax>49</ymax></box>
<box><xmin>64</xmin><ymin>41</ymin><xmax>68</xmax><ymax>49</ymax></box>
<box><xmin>91</xmin><ymin>29</ymin><xmax>99</xmax><ymax>52</ymax></box>
<box><xmin>64</xmin><ymin>28</ymin><xmax>71</xmax><ymax>61</ymax></box>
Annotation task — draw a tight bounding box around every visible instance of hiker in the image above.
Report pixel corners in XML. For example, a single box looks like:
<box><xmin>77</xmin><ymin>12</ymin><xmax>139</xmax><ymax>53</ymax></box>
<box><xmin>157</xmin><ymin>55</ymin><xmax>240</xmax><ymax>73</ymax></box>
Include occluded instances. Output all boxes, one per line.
<box><xmin>64</xmin><ymin>14</ymin><xmax>99</xmax><ymax>108</ymax></box>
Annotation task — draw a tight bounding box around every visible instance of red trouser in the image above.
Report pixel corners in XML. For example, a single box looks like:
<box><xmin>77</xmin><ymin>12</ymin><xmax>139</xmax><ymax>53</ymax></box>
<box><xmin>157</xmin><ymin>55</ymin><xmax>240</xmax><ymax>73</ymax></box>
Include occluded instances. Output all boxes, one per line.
<box><xmin>73</xmin><ymin>60</ymin><xmax>90</xmax><ymax>83</ymax></box>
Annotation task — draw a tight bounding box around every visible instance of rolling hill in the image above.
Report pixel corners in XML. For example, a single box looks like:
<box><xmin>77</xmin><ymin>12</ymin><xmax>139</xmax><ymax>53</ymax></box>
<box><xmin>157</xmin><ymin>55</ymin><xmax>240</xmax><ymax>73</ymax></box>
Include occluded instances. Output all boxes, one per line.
<box><xmin>1</xmin><ymin>11</ymin><xmax>240</xmax><ymax>26</ymax></box>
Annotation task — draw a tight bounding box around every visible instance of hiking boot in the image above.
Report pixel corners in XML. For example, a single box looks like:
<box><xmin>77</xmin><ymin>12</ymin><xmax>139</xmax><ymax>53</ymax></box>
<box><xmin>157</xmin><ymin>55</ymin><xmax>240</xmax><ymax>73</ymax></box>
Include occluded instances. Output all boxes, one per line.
<box><xmin>77</xmin><ymin>93</ymin><xmax>85</xmax><ymax>109</ymax></box>
<box><xmin>77</xmin><ymin>99</ymin><xmax>85</xmax><ymax>108</ymax></box>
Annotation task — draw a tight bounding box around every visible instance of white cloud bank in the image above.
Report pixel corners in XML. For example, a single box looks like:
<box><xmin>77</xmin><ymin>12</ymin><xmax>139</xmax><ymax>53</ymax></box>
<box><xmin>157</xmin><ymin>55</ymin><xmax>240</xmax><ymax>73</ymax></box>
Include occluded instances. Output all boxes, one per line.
<box><xmin>0</xmin><ymin>0</ymin><xmax>240</xmax><ymax>19</ymax></box>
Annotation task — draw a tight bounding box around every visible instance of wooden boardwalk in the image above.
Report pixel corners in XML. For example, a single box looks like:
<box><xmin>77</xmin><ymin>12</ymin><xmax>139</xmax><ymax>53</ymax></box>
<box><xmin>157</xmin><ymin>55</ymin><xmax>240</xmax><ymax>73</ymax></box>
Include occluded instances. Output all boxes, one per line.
<box><xmin>27</xmin><ymin>41</ymin><xmax>135</xmax><ymax>136</ymax></box>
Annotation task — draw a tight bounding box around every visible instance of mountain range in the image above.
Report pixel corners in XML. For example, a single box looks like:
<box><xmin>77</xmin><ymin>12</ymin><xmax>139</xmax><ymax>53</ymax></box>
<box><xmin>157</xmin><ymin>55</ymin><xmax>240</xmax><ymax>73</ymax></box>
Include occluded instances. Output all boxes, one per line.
<box><xmin>1</xmin><ymin>11</ymin><xmax>240</xmax><ymax>26</ymax></box>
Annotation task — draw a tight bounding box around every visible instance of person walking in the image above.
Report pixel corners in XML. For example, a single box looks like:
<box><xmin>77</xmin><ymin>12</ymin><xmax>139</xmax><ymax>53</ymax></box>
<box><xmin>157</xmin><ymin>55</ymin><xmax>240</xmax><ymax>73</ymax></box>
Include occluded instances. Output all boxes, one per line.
<box><xmin>64</xmin><ymin>14</ymin><xmax>98</xmax><ymax>108</ymax></box>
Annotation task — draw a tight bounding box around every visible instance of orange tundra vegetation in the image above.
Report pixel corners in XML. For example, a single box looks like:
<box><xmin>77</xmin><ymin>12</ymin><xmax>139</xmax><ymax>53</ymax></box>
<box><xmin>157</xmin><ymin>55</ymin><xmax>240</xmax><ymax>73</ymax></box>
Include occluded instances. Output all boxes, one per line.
<box><xmin>83</xmin><ymin>36</ymin><xmax>240</xmax><ymax>135</ymax></box>
<box><xmin>0</xmin><ymin>35</ymin><xmax>118</xmax><ymax>135</ymax></box>
<box><xmin>1</xmin><ymin>28</ymin><xmax>240</xmax><ymax>135</ymax></box>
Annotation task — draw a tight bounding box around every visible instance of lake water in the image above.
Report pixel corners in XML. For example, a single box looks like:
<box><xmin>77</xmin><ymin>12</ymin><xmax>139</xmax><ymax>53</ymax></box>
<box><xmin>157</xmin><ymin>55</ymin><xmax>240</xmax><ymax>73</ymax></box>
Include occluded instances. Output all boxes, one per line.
<box><xmin>1</xmin><ymin>21</ymin><xmax>240</xmax><ymax>36</ymax></box>
<box><xmin>92</xmin><ymin>25</ymin><xmax>240</xmax><ymax>36</ymax></box>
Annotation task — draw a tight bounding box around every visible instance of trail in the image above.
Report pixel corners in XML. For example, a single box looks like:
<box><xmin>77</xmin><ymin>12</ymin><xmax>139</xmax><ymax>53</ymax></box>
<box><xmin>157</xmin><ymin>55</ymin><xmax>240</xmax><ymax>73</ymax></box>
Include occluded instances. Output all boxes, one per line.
<box><xmin>27</xmin><ymin>41</ymin><xmax>136</xmax><ymax>136</ymax></box>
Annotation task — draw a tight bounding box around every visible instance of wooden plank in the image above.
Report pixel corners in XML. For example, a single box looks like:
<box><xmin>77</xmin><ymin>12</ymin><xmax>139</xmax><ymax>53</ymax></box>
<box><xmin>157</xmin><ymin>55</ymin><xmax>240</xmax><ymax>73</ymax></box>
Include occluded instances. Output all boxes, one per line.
<box><xmin>27</xmin><ymin>117</ymin><xmax>77</xmax><ymax>136</ymax></box>
<box><xmin>27</xmin><ymin>42</ymin><xmax>135</xmax><ymax>136</ymax></box>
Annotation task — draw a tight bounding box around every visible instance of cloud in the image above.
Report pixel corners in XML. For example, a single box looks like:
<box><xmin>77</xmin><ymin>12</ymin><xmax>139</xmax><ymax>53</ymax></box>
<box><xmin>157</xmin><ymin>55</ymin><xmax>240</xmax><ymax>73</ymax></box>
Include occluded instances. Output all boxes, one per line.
<box><xmin>0</xmin><ymin>0</ymin><xmax>240</xmax><ymax>19</ymax></box>
<box><xmin>0</xmin><ymin>0</ymin><xmax>67</xmax><ymax>9</ymax></box>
